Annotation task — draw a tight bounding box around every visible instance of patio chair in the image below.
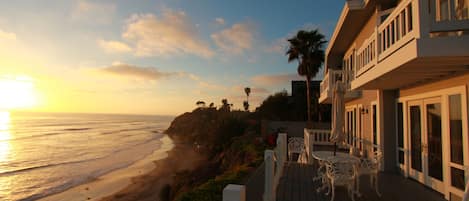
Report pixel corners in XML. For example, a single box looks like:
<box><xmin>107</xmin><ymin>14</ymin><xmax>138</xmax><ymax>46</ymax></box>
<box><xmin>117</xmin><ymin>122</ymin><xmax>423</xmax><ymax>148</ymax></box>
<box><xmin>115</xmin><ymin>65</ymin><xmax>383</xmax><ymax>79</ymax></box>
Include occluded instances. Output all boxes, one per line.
<box><xmin>287</xmin><ymin>137</ymin><xmax>305</xmax><ymax>161</ymax></box>
<box><xmin>358</xmin><ymin>150</ymin><xmax>383</xmax><ymax>196</ymax></box>
<box><xmin>325</xmin><ymin>160</ymin><xmax>357</xmax><ymax>201</ymax></box>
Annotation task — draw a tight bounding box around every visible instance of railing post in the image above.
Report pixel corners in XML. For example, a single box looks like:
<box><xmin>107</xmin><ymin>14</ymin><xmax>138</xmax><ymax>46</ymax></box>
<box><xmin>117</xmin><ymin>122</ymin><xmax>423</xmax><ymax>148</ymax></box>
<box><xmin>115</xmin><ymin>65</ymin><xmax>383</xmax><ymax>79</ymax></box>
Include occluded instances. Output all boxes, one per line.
<box><xmin>278</xmin><ymin>133</ymin><xmax>287</xmax><ymax>164</ymax></box>
<box><xmin>304</xmin><ymin>129</ymin><xmax>311</xmax><ymax>163</ymax></box>
<box><xmin>308</xmin><ymin>131</ymin><xmax>314</xmax><ymax>163</ymax></box>
<box><xmin>264</xmin><ymin>150</ymin><xmax>275</xmax><ymax>201</ymax></box>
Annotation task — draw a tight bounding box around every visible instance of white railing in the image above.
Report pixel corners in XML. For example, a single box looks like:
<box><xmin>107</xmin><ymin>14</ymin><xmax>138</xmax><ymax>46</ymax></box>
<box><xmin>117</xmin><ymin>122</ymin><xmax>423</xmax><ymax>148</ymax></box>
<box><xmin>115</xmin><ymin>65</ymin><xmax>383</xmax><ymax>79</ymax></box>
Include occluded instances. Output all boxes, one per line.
<box><xmin>355</xmin><ymin>33</ymin><xmax>377</xmax><ymax>77</ymax></box>
<box><xmin>263</xmin><ymin>133</ymin><xmax>287</xmax><ymax>201</ymax></box>
<box><xmin>320</xmin><ymin>69</ymin><xmax>352</xmax><ymax>101</ymax></box>
<box><xmin>377</xmin><ymin>0</ymin><xmax>416</xmax><ymax>61</ymax></box>
<box><xmin>429</xmin><ymin>0</ymin><xmax>469</xmax><ymax>32</ymax></box>
<box><xmin>304</xmin><ymin>129</ymin><xmax>333</xmax><ymax>164</ymax></box>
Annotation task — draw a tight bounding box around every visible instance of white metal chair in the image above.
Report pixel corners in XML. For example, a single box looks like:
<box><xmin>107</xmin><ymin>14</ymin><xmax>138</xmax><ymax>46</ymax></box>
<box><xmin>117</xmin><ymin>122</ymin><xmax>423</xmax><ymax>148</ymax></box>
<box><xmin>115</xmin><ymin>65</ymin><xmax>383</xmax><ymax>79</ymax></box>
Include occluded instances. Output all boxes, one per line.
<box><xmin>358</xmin><ymin>150</ymin><xmax>383</xmax><ymax>196</ymax></box>
<box><xmin>325</xmin><ymin>160</ymin><xmax>357</xmax><ymax>201</ymax></box>
<box><xmin>287</xmin><ymin>137</ymin><xmax>304</xmax><ymax>161</ymax></box>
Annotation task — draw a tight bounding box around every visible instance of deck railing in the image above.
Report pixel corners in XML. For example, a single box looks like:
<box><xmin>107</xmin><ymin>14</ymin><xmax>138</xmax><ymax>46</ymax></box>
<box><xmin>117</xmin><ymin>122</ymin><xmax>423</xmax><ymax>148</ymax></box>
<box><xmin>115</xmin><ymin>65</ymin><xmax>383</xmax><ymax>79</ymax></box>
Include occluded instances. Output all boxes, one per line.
<box><xmin>352</xmin><ymin>0</ymin><xmax>469</xmax><ymax>80</ymax></box>
<box><xmin>263</xmin><ymin>133</ymin><xmax>287</xmax><ymax>201</ymax></box>
<box><xmin>319</xmin><ymin>69</ymin><xmax>353</xmax><ymax>101</ymax></box>
<box><xmin>304</xmin><ymin>129</ymin><xmax>333</xmax><ymax>164</ymax></box>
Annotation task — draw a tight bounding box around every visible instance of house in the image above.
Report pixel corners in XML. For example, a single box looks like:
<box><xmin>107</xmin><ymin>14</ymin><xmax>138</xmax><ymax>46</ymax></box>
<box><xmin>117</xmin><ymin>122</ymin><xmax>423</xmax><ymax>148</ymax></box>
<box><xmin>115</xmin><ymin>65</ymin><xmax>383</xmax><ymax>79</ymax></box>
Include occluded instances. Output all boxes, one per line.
<box><xmin>291</xmin><ymin>80</ymin><xmax>331</xmax><ymax>122</ymax></box>
<box><xmin>319</xmin><ymin>0</ymin><xmax>469</xmax><ymax>200</ymax></box>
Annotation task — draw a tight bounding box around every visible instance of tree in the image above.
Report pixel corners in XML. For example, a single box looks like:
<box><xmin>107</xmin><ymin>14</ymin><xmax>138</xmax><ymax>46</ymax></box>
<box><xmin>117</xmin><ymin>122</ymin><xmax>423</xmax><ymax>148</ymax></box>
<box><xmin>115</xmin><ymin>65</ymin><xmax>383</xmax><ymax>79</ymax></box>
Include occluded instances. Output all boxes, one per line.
<box><xmin>243</xmin><ymin>101</ymin><xmax>249</xmax><ymax>111</ymax></box>
<box><xmin>220</xmin><ymin>98</ymin><xmax>231</xmax><ymax>111</ymax></box>
<box><xmin>286</xmin><ymin>29</ymin><xmax>326</xmax><ymax>127</ymax></box>
<box><xmin>196</xmin><ymin>101</ymin><xmax>206</xmax><ymax>108</ymax></box>
<box><xmin>244</xmin><ymin>87</ymin><xmax>251</xmax><ymax>111</ymax></box>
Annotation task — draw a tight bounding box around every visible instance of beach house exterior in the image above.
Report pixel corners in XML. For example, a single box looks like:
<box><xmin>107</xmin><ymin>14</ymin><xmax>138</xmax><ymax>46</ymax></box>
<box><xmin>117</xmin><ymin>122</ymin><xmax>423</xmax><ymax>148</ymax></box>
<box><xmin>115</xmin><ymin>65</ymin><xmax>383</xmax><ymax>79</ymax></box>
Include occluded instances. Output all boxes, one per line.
<box><xmin>319</xmin><ymin>0</ymin><xmax>469</xmax><ymax>200</ymax></box>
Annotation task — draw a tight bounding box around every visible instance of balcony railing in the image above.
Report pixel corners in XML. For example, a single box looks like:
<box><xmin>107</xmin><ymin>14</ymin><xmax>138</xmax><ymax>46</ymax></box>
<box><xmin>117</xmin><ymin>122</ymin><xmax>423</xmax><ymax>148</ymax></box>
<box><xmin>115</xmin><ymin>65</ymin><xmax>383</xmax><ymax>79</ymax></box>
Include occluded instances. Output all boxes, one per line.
<box><xmin>429</xmin><ymin>0</ymin><xmax>469</xmax><ymax>32</ymax></box>
<box><xmin>351</xmin><ymin>0</ymin><xmax>469</xmax><ymax>81</ymax></box>
<box><xmin>319</xmin><ymin>69</ymin><xmax>355</xmax><ymax>103</ymax></box>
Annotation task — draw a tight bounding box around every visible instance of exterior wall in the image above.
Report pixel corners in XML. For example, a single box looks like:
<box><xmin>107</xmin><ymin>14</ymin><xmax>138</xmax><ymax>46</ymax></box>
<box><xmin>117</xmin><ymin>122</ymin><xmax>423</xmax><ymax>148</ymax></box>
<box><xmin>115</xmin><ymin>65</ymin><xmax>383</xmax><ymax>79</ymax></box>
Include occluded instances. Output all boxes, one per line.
<box><xmin>345</xmin><ymin>90</ymin><xmax>378</xmax><ymax>154</ymax></box>
<box><xmin>400</xmin><ymin>73</ymin><xmax>469</xmax><ymax>97</ymax></box>
<box><xmin>345</xmin><ymin>11</ymin><xmax>378</xmax><ymax>56</ymax></box>
<box><xmin>396</xmin><ymin>73</ymin><xmax>469</xmax><ymax>200</ymax></box>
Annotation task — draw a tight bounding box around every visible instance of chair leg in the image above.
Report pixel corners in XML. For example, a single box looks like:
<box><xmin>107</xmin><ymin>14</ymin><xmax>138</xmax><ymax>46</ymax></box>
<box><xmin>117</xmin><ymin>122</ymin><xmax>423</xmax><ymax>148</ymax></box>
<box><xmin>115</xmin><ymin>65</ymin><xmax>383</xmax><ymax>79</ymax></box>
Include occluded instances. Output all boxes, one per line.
<box><xmin>375</xmin><ymin>173</ymin><xmax>381</xmax><ymax>197</ymax></box>
<box><xmin>330</xmin><ymin>182</ymin><xmax>335</xmax><ymax>201</ymax></box>
<box><xmin>349</xmin><ymin>183</ymin><xmax>355</xmax><ymax>201</ymax></box>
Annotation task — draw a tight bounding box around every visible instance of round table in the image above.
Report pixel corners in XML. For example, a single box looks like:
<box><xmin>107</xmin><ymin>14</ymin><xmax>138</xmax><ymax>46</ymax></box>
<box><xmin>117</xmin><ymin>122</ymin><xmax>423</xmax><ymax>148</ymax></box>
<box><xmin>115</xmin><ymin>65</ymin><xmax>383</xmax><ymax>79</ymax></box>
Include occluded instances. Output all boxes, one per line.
<box><xmin>311</xmin><ymin>151</ymin><xmax>361</xmax><ymax>197</ymax></box>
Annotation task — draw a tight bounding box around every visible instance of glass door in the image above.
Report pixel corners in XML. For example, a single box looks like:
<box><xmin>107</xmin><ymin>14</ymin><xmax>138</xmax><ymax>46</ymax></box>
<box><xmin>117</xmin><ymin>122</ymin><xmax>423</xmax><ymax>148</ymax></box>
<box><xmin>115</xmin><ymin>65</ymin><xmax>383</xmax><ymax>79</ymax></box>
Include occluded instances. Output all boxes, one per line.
<box><xmin>407</xmin><ymin>98</ymin><xmax>444</xmax><ymax>192</ymax></box>
<box><xmin>408</xmin><ymin>101</ymin><xmax>423</xmax><ymax>179</ymax></box>
<box><xmin>423</xmin><ymin>98</ymin><xmax>444</xmax><ymax>191</ymax></box>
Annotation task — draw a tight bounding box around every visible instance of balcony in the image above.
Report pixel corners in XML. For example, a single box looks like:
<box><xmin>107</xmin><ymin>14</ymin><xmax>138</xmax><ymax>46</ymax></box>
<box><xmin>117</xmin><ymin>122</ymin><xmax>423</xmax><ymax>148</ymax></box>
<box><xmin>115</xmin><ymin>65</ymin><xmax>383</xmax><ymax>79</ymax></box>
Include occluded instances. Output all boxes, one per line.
<box><xmin>350</xmin><ymin>0</ymin><xmax>469</xmax><ymax>90</ymax></box>
<box><xmin>319</xmin><ymin>69</ymin><xmax>361</xmax><ymax>104</ymax></box>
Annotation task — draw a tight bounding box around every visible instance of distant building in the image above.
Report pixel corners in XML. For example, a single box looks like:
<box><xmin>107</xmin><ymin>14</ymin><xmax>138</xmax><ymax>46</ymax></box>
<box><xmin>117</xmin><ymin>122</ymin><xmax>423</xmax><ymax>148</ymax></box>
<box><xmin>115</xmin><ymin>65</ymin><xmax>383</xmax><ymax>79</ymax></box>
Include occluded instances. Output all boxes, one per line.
<box><xmin>290</xmin><ymin>80</ymin><xmax>331</xmax><ymax>122</ymax></box>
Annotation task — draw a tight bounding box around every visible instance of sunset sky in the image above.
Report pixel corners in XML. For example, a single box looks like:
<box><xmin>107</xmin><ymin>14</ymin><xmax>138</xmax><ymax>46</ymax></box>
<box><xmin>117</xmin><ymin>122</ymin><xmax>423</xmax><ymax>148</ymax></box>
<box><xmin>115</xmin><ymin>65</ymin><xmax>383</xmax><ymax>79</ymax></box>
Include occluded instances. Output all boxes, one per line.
<box><xmin>0</xmin><ymin>0</ymin><xmax>343</xmax><ymax>115</ymax></box>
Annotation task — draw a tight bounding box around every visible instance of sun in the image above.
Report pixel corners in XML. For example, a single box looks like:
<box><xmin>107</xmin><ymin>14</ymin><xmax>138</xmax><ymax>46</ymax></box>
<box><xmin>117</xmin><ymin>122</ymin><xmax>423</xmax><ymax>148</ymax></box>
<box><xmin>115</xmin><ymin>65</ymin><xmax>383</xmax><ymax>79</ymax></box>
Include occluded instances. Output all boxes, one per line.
<box><xmin>0</xmin><ymin>75</ymin><xmax>38</xmax><ymax>110</ymax></box>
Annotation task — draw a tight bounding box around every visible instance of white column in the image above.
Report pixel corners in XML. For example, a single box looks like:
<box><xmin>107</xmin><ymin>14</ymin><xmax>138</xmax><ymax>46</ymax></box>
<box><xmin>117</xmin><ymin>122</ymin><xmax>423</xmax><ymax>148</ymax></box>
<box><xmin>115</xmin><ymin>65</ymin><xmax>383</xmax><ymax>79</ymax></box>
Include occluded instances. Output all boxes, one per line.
<box><xmin>223</xmin><ymin>184</ymin><xmax>245</xmax><ymax>201</ymax></box>
<box><xmin>263</xmin><ymin>150</ymin><xmax>275</xmax><ymax>201</ymax></box>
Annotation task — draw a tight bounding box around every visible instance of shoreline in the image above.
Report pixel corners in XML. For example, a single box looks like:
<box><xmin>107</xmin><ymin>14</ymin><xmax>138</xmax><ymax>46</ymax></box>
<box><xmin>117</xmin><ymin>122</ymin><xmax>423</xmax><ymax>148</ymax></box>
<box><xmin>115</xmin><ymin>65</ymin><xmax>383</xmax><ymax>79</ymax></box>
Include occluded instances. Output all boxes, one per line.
<box><xmin>99</xmin><ymin>135</ymin><xmax>205</xmax><ymax>201</ymax></box>
<box><xmin>39</xmin><ymin>135</ymin><xmax>188</xmax><ymax>201</ymax></box>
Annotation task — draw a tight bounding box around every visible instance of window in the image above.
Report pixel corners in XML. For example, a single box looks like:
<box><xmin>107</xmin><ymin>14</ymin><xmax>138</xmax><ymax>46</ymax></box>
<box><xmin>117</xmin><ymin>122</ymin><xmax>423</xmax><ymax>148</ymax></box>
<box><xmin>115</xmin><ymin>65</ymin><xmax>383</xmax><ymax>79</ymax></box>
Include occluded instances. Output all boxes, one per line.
<box><xmin>455</xmin><ymin>0</ymin><xmax>469</xmax><ymax>20</ymax></box>
<box><xmin>438</xmin><ymin>0</ymin><xmax>451</xmax><ymax>21</ymax></box>
<box><xmin>449</xmin><ymin>94</ymin><xmax>465</xmax><ymax>190</ymax></box>
<box><xmin>397</xmin><ymin>103</ymin><xmax>404</xmax><ymax>164</ymax></box>
<box><xmin>372</xmin><ymin>104</ymin><xmax>378</xmax><ymax>151</ymax></box>
<box><xmin>449</xmin><ymin>94</ymin><xmax>463</xmax><ymax>165</ymax></box>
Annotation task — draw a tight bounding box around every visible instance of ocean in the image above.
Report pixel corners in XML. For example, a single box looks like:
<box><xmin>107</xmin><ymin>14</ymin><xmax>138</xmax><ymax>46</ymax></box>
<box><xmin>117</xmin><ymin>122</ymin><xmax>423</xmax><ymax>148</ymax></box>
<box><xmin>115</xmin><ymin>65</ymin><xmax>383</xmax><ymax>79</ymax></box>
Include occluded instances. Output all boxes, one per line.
<box><xmin>0</xmin><ymin>111</ymin><xmax>173</xmax><ymax>201</ymax></box>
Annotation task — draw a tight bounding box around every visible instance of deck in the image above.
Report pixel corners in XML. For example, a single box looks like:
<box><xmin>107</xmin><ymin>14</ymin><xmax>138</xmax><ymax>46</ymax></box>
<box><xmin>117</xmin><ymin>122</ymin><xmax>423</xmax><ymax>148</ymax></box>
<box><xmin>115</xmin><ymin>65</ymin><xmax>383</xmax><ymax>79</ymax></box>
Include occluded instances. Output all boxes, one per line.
<box><xmin>276</xmin><ymin>162</ymin><xmax>447</xmax><ymax>201</ymax></box>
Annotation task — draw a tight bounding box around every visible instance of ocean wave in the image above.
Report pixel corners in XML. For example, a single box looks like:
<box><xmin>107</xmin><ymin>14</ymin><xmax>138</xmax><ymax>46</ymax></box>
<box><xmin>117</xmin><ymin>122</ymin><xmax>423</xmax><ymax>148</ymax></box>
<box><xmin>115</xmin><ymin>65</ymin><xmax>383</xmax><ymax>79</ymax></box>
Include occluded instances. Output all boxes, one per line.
<box><xmin>0</xmin><ymin>134</ymin><xmax>163</xmax><ymax>176</ymax></box>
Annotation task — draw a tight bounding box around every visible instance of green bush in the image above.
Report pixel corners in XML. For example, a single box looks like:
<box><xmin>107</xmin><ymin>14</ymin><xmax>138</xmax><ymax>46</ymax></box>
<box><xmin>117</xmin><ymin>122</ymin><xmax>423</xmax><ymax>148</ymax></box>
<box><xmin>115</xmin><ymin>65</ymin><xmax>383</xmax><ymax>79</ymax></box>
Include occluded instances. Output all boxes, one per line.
<box><xmin>175</xmin><ymin>167</ymin><xmax>249</xmax><ymax>201</ymax></box>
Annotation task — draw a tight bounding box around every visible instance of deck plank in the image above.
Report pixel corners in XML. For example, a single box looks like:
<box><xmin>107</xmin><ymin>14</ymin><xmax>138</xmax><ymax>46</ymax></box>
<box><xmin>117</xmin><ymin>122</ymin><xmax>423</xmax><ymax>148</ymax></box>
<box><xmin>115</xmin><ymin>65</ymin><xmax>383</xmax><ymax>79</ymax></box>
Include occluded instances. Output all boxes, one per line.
<box><xmin>276</xmin><ymin>161</ymin><xmax>447</xmax><ymax>201</ymax></box>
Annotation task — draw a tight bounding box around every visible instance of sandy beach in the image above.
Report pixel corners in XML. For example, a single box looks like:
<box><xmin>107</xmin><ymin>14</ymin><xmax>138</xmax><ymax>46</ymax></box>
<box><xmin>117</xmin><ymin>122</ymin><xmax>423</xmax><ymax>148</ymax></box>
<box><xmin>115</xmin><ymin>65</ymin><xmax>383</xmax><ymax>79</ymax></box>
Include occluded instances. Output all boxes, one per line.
<box><xmin>39</xmin><ymin>136</ymin><xmax>204</xmax><ymax>201</ymax></box>
<box><xmin>99</xmin><ymin>136</ymin><xmax>205</xmax><ymax>201</ymax></box>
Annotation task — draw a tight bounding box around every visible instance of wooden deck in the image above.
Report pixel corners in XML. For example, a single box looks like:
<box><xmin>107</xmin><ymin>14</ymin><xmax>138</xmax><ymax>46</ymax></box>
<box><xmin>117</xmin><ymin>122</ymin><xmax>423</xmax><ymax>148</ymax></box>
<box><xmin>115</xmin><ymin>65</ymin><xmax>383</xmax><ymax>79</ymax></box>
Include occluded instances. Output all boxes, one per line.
<box><xmin>276</xmin><ymin>162</ymin><xmax>447</xmax><ymax>201</ymax></box>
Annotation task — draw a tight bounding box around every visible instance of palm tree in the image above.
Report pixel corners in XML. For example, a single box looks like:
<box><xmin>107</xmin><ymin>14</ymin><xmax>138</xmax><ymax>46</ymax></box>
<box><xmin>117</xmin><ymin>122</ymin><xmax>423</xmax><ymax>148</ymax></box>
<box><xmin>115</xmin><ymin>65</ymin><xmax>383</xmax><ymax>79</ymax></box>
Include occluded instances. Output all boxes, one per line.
<box><xmin>243</xmin><ymin>101</ymin><xmax>249</xmax><ymax>111</ymax></box>
<box><xmin>244</xmin><ymin>87</ymin><xmax>251</xmax><ymax>111</ymax></box>
<box><xmin>286</xmin><ymin>29</ymin><xmax>326</xmax><ymax>127</ymax></box>
<box><xmin>196</xmin><ymin>101</ymin><xmax>206</xmax><ymax>108</ymax></box>
<box><xmin>221</xmin><ymin>98</ymin><xmax>230</xmax><ymax>111</ymax></box>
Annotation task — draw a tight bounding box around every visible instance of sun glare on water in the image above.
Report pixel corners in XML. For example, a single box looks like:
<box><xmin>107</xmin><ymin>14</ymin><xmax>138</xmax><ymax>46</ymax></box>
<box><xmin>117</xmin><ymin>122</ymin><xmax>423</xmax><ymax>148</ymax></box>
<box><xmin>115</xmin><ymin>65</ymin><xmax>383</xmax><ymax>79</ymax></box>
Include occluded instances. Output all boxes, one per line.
<box><xmin>0</xmin><ymin>75</ymin><xmax>38</xmax><ymax>110</ymax></box>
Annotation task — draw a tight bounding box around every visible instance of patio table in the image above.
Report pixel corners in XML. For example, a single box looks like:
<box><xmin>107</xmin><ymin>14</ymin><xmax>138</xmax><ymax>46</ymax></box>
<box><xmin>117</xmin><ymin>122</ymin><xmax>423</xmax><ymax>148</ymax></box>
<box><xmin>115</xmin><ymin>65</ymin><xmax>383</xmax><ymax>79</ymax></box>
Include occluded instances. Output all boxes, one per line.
<box><xmin>311</xmin><ymin>151</ymin><xmax>361</xmax><ymax>196</ymax></box>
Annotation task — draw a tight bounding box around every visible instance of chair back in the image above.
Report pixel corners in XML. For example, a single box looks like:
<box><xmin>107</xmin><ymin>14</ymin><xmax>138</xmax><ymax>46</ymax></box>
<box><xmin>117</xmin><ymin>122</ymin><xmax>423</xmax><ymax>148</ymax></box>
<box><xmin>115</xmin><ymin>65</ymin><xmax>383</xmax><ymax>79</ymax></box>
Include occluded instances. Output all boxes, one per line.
<box><xmin>288</xmin><ymin>137</ymin><xmax>304</xmax><ymax>154</ymax></box>
<box><xmin>326</xmin><ymin>161</ymin><xmax>357</xmax><ymax>183</ymax></box>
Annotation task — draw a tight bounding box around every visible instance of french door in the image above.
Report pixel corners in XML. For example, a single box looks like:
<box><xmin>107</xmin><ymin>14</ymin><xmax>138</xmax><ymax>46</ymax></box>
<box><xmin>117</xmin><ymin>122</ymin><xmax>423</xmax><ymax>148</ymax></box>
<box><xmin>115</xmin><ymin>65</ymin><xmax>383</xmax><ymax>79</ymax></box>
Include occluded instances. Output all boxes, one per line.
<box><xmin>408</xmin><ymin>97</ymin><xmax>445</xmax><ymax>192</ymax></box>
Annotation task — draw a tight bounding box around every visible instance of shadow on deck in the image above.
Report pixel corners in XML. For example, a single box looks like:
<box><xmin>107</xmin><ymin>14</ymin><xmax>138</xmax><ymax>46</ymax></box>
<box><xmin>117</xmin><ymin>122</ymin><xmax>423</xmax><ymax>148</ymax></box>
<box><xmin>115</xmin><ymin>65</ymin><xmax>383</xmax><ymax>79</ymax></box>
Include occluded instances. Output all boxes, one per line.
<box><xmin>277</xmin><ymin>162</ymin><xmax>447</xmax><ymax>201</ymax></box>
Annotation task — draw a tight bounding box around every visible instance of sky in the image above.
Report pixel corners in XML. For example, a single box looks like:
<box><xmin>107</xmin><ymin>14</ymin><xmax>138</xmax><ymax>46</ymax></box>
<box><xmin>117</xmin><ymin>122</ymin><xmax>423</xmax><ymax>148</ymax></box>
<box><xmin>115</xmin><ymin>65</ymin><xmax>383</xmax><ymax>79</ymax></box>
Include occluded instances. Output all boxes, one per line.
<box><xmin>0</xmin><ymin>0</ymin><xmax>344</xmax><ymax>115</ymax></box>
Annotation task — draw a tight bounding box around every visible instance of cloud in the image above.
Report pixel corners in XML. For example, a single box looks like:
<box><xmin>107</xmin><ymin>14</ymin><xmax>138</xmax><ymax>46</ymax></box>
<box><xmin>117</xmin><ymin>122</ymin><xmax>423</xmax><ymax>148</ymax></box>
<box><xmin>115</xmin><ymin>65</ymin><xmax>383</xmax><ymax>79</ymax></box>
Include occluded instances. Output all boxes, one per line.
<box><xmin>0</xmin><ymin>29</ymin><xmax>16</xmax><ymax>41</ymax></box>
<box><xmin>100</xmin><ymin>62</ymin><xmax>181</xmax><ymax>80</ymax></box>
<box><xmin>71</xmin><ymin>0</ymin><xmax>116</xmax><ymax>24</ymax></box>
<box><xmin>265</xmin><ymin>23</ymin><xmax>322</xmax><ymax>54</ymax></box>
<box><xmin>251</xmin><ymin>87</ymin><xmax>270</xmax><ymax>94</ymax></box>
<box><xmin>251</xmin><ymin>73</ymin><xmax>302</xmax><ymax>86</ymax></box>
<box><xmin>265</xmin><ymin>38</ymin><xmax>287</xmax><ymax>54</ymax></box>
<box><xmin>215</xmin><ymin>17</ymin><xmax>225</xmax><ymax>25</ymax></box>
<box><xmin>123</xmin><ymin>10</ymin><xmax>214</xmax><ymax>58</ymax></box>
<box><xmin>97</xmin><ymin>40</ymin><xmax>132</xmax><ymax>54</ymax></box>
<box><xmin>211</xmin><ymin>22</ymin><xmax>255</xmax><ymax>54</ymax></box>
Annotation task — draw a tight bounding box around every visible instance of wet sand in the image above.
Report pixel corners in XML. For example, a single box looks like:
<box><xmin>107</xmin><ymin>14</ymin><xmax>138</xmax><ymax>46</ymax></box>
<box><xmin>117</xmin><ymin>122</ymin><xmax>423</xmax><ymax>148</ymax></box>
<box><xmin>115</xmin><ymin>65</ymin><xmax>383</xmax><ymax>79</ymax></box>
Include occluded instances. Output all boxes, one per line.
<box><xmin>99</xmin><ymin>137</ymin><xmax>205</xmax><ymax>201</ymax></box>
